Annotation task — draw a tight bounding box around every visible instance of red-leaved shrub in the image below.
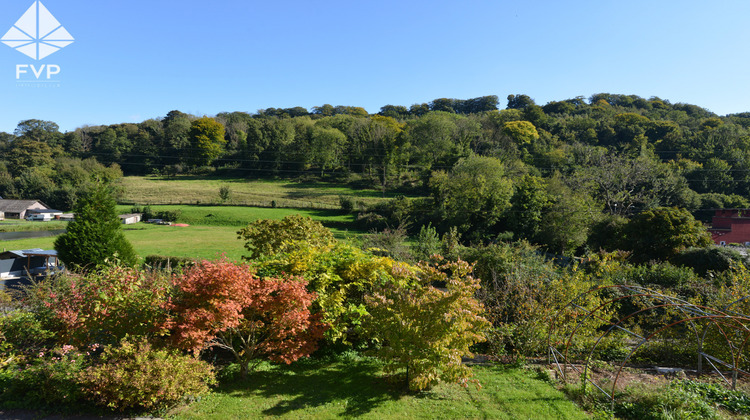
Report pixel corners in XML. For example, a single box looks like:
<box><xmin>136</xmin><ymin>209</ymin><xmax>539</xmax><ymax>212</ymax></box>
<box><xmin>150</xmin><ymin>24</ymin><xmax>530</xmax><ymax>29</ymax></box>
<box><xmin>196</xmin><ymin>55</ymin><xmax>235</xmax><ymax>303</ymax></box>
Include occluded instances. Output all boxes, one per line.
<box><xmin>165</xmin><ymin>259</ymin><xmax>325</xmax><ymax>376</ymax></box>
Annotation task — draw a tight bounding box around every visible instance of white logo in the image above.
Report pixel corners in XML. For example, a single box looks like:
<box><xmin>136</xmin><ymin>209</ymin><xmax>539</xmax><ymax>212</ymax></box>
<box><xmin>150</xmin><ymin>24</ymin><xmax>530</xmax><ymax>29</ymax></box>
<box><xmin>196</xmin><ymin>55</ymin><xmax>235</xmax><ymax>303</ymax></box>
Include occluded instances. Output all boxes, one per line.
<box><xmin>1</xmin><ymin>1</ymin><xmax>73</xmax><ymax>60</ymax></box>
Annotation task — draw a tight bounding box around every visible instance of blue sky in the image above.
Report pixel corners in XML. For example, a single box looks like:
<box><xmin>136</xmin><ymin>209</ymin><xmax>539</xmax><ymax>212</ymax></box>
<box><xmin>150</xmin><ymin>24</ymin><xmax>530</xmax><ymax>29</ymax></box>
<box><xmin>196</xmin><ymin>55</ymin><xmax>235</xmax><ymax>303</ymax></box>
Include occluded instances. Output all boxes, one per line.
<box><xmin>0</xmin><ymin>0</ymin><xmax>749</xmax><ymax>133</ymax></box>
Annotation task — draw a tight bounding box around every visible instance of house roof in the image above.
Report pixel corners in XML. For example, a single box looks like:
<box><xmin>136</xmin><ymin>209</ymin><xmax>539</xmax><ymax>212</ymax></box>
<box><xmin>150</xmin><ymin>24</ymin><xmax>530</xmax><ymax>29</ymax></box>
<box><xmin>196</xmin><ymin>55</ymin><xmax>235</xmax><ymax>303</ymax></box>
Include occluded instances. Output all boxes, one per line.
<box><xmin>0</xmin><ymin>199</ymin><xmax>48</xmax><ymax>213</ymax></box>
<box><xmin>0</xmin><ymin>248</ymin><xmax>57</xmax><ymax>260</ymax></box>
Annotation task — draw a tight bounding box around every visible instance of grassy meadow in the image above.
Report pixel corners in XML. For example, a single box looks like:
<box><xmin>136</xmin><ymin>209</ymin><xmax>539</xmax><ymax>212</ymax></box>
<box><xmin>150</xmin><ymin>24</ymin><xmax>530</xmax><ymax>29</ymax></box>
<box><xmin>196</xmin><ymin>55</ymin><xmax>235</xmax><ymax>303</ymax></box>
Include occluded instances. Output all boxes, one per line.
<box><xmin>0</xmin><ymin>205</ymin><xmax>359</xmax><ymax>261</ymax></box>
<box><xmin>171</xmin><ymin>356</ymin><xmax>589</xmax><ymax>420</ymax></box>
<box><xmin>119</xmin><ymin>176</ymin><xmax>400</xmax><ymax>209</ymax></box>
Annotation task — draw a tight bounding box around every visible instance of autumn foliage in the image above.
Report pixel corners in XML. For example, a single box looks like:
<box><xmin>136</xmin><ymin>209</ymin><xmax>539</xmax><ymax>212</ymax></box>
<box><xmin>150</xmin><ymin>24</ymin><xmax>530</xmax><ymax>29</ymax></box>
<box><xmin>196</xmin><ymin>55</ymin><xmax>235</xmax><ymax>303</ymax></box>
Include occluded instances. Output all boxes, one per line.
<box><xmin>166</xmin><ymin>259</ymin><xmax>325</xmax><ymax>376</ymax></box>
<box><xmin>366</xmin><ymin>257</ymin><xmax>489</xmax><ymax>391</ymax></box>
<box><xmin>27</xmin><ymin>265</ymin><xmax>170</xmax><ymax>346</ymax></box>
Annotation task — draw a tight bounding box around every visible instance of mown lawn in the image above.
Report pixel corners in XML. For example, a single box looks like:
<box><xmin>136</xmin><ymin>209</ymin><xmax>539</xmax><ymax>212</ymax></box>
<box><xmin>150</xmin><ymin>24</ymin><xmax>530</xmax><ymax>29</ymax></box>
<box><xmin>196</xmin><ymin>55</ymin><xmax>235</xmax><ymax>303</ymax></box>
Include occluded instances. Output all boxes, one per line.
<box><xmin>171</xmin><ymin>357</ymin><xmax>588</xmax><ymax>420</ymax></box>
<box><xmin>119</xmin><ymin>176</ymin><xmax>398</xmax><ymax>209</ymax></box>
<box><xmin>0</xmin><ymin>206</ymin><xmax>360</xmax><ymax>261</ymax></box>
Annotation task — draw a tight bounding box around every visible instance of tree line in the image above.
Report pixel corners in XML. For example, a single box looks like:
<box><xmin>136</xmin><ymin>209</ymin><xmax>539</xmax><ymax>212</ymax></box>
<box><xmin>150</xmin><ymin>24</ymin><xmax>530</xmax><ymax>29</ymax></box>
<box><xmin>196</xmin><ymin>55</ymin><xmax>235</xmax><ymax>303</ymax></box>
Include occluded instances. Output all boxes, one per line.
<box><xmin>1</xmin><ymin>93</ymin><xmax>749</xmax><ymax>254</ymax></box>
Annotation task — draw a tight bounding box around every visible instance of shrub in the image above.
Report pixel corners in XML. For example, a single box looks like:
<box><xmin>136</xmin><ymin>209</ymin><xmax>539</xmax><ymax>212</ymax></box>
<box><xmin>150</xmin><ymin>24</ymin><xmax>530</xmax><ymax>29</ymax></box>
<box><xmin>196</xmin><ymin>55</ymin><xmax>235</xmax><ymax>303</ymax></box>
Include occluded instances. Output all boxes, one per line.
<box><xmin>361</xmin><ymin>225</ymin><xmax>412</xmax><ymax>261</ymax></box>
<box><xmin>0</xmin><ymin>310</ymin><xmax>56</xmax><ymax>356</ymax></box>
<box><xmin>613</xmin><ymin>381</ymin><xmax>717</xmax><ymax>420</ymax></box>
<box><xmin>143</xmin><ymin>254</ymin><xmax>194</xmax><ymax>270</ymax></box>
<box><xmin>219</xmin><ymin>185</ymin><xmax>231</xmax><ymax>202</ymax></box>
<box><xmin>157</xmin><ymin>209</ymin><xmax>181</xmax><ymax>222</ymax></box>
<box><xmin>673</xmin><ymin>246</ymin><xmax>749</xmax><ymax>276</ymax></box>
<box><xmin>256</xmin><ymin>242</ymin><xmax>400</xmax><ymax>346</ymax></box>
<box><xmin>166</xmin><ymin>260</ymin><xmax>325</xmax><ymax>377</ymax></box>
<box><xmin>460</xmin><ymin>242</ymin><xmax>612</xmax><ymax>357</ymax></box>
<box><xmin>619</xmin><ymin>207</ymin><xmax>712</xmax><ymax>264</ymax></box>
<box><xmin>625</xmin><ymin>262</ymin><xmax>698</xmax><ymax>288</ymax></box>
<box><xmin>366</xmin><ymin>257</ymin><xmax>490</xmax><ymax>391</ymax></box>
<box><xmin>411</xmin><ymin>223</ymin><xmax>441</xmax><ymax>262</ymax></box>
<box><xmin>23</xmin><ymin>265</ymin><xmax>171</xmax><ymax>346</ymax></box>
<box><xmin>237</xmin><ymin>214</ymin><xmax>336</xmax><ymax>260</ymax></box>
<box><xmin>79</xmin><ymin>338</ymin><xmax>216</xmax><ymax>412</ymax></box>
<box><xmin>0</xmin><ymin>345</ymin><xmax>88</xmax><ymax>409</ymax></box>
<box><xmin>339</xmin><ymin>195</ymin><xmax>354</xmax><ymax>212</ymax></box>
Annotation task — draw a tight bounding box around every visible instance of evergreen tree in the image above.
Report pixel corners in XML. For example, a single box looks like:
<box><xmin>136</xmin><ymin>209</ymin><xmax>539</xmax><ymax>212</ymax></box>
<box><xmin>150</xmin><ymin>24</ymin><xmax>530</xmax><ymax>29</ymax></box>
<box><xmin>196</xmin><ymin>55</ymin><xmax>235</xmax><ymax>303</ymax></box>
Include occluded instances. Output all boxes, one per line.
<box><xmin>54</xmin><ymin>184</ymin><xmax>138</xmax><ymax>270</ymax></box>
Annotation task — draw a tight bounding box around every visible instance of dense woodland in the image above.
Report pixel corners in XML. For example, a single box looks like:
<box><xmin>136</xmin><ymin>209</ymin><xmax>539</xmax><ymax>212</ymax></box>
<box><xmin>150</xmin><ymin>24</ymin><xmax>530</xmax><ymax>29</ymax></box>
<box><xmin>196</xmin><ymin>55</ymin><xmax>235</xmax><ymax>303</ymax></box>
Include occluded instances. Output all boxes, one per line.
<box><xmin>1</xmin><ymin>93</ymin><xmax>749</xmax><ymax>256</ymax></box>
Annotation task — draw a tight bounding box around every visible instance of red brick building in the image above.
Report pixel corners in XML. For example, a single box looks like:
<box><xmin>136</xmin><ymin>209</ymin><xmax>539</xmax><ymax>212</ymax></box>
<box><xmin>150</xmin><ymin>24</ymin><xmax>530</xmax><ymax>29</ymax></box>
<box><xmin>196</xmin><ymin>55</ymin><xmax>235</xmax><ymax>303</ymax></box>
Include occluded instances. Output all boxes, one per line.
<box><xmin>708</xmin><ymin>209</ymin><xmax>750</xmax><ymax>245</ymax></box>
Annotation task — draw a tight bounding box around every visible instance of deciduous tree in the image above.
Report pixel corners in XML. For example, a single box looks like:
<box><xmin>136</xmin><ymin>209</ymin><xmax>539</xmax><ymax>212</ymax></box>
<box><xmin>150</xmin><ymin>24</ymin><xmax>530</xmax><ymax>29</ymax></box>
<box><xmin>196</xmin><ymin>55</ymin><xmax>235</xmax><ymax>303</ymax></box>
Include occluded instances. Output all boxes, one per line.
<box><xmin>366</xmin><ymin>258</ymin><xmax>489</xmax><ymax>391</ymax></box>
<box><xmin>237</xmin><ymin>214</ymin><xmax>335</xmax><ymax>260</ymax></box>
<box><xmin>189</xmin><ymin>116</ymin><xmax>226</xmax><ymax>166</ymax></box>
<box><xmin>167</xmin><ymin>260</ymin><xmax>325</xmax><ymax>377</ymax></box>
<box><xmin>619</xmin><ymin>207</ymin><xmax>712</xmax><ymax>263</ymax></box>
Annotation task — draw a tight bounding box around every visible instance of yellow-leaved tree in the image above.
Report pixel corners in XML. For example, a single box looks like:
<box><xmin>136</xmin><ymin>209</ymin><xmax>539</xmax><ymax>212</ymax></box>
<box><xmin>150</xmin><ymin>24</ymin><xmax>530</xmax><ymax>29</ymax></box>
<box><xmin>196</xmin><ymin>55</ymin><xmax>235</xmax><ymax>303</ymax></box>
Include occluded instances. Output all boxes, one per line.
<box><xmin>365</xmin><ymin>257</ymin><xmax>490</xmax><ymax>391</ymax></box>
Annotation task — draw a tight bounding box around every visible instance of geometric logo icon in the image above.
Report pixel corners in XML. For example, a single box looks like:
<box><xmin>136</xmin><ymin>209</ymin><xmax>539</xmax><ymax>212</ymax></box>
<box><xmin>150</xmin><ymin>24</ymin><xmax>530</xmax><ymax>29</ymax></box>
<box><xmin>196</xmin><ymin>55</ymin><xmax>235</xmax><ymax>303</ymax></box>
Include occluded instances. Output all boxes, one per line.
<box><xmin>1</xmin><ymin>1</ymin><xmax>73</xmax><ymax>60</ymax></box>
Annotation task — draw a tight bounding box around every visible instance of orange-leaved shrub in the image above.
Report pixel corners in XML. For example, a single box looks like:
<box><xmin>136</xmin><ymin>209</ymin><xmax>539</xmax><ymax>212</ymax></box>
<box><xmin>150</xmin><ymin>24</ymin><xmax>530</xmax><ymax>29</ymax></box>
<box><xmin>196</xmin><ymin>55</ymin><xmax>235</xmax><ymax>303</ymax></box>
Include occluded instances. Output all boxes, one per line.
<box><xmin>165</xmin><ymin>259</ymin><xmax>326</xmax><ymax>377</ymax></box>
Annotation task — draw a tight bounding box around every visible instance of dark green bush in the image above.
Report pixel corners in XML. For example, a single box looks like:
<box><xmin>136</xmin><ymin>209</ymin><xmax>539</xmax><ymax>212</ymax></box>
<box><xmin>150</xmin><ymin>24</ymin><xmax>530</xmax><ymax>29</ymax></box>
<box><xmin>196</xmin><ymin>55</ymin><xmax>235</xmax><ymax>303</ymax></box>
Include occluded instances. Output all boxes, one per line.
<box><xmin>673</xmin><ymin>246</ymin><xmax>749</xmax><ymax>276</ymax></box>
<box><xmin>0</xmin><ymin>346</ymin><xmax>88</xmax><ymax>409</ymax></box>
<box><xmin>338</xmin><ymin>195</ymin><xmax>354</xmax><ymax>212</ymax></box>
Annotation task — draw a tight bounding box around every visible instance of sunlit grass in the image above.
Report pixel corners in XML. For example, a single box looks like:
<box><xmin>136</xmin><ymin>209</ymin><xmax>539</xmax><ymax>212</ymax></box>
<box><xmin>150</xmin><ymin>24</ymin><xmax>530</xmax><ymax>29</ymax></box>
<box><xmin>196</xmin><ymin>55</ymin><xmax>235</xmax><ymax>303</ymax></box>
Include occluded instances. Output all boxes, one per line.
<box><xmin>171</xmin><ymin>356</ymin><xmax>588</xmax><ymax>420</ymax></box>
<box><xmin>0</xmin><ymin>206</ymin><xmax>361</xmax><ymax>261</ymax></box>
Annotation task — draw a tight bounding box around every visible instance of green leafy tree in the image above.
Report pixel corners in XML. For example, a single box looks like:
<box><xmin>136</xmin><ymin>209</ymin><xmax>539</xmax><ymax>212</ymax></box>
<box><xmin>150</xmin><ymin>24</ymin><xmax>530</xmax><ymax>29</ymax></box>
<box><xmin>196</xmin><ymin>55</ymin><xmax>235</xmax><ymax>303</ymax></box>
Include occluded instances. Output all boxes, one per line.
<box><xmin>536</xmin><ymin>176</ymin><xmax>600</xmax><ymax>255</ymax></box>
<box><xmin>162</xmin><ymin>110</ymin><xmax>193</xmax><ymax>163</ymax></box>
<box><xmin>309</xmin><ymin>125</ymin><xmax>347</xmax><ymax>175</ymax></box>
<box><xmin>256</xmin><ymin>242</ymin><xmax>401</xmax><ymax>345</ymax></box>
<box><xmin>237</xmin><ymin>214</ymin><xmax>336</xmax><ymax>260</ymax></box>
<box><xmin>508</xmin><ymin>175</ymin><xmax>549</xmax><ymax>240</ymax></box>
<box><xmin>14</xmin><ymin>119</ymin><xmax>63</xmax><ymax>146</ymax></box>
<box><xmin>189</xmin><ymin>116</ymin><xmax>226</xmax><ymax>166</ymax></box>
<box><xmin>365</xmin><ymin>258</ymin><xmax>489</xmax><ymax>391</ymax></box>
<box><xmin>430</xmin><ymin>156</ymin><xmax>514</xmax><ymax>241</ymax></box>
<box><xmin>619</xmin><ymin>207</ymin><xmax>712</xmax><ymax>263</ymax></box>
<box><xmin>7</xmin><ymin>138</ymin><xmax>58</xmax><ymax>177</ymax></box>
<box><xmin>54</xmin><ymin>184</ymin><xmax>138</xmax><ymax>270</ymax></box>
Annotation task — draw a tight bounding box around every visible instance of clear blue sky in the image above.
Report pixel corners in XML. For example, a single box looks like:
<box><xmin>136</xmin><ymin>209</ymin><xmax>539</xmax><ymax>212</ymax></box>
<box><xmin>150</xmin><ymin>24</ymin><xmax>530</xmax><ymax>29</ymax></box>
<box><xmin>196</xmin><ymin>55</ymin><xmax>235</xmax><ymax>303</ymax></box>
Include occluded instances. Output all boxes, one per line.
<box><xmin>0</xmin><ymin>0</ymin><xmax>749</xmax><ymax>133</ymax></box>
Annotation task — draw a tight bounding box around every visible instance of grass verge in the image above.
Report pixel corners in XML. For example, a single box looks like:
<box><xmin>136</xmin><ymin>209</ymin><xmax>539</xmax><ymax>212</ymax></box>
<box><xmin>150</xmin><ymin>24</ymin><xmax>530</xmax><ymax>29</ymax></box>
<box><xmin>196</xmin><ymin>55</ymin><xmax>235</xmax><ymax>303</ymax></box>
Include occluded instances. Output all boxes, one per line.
<box><xmin>0</xmin><ymin>220</ymin><xmax>69</xmax><ymax>232</ymax></box>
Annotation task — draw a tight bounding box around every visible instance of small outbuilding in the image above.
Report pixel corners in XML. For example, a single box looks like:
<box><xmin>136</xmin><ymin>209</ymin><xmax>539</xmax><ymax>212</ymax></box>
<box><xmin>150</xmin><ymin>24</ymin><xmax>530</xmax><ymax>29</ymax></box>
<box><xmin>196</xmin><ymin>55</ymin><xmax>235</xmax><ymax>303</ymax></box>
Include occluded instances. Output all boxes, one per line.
<box><xmin>0</xmin><ymin>248</ymin><xmax>62</xmax><ymax>290</ymax></box>
<box><xmin>119</xmin><ymin>213</ymin><xmax>143</xmax><ymax>224</ymax></box>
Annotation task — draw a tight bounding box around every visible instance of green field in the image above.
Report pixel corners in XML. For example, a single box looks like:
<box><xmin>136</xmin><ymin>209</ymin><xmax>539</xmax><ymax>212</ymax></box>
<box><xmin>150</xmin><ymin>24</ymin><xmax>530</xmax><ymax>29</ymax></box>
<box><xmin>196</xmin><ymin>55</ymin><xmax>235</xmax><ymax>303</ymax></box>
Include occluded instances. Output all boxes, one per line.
<box><xmin>0</xmin><ymin>206</ymin><xmax>359</xmax><ymax>261</ymax></box>
<box><xmin>0</xmin><ymin>220</ymin><xmax>69</xmax><ymax>232</ymax></box>
<box><xmin>171</xmin><ymin>357</ymin><xmax>588</xmax><ymax>420</ymax></box>
<box><xmin>119</xmin><ymin>176</ymin><xmax>399</xmax><ymax>209</ymax></box>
